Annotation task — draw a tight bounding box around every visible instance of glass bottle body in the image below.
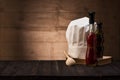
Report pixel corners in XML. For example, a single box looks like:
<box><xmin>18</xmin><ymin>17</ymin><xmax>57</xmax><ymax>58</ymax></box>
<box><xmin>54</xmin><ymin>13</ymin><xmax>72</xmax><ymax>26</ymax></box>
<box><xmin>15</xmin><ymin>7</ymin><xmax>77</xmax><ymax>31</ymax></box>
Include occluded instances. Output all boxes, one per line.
<box><xmin>95</xmin><ymin>23</ymin><xmax>104</xmax><ymax>59</ymax></box>
<box><xmin>86</xmin><ymin>24</ymin><xmax>97</xmax><ymax>65</ymax></box>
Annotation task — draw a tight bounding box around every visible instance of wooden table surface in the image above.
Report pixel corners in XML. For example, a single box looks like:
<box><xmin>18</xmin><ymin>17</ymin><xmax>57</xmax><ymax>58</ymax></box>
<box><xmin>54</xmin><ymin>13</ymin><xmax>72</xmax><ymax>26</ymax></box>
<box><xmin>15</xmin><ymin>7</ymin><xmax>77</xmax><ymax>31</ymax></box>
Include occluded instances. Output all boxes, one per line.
<box><xmin>0</xmin><ymin>60</ymin><xmax>120</xmax><ymax>79</ymax></box>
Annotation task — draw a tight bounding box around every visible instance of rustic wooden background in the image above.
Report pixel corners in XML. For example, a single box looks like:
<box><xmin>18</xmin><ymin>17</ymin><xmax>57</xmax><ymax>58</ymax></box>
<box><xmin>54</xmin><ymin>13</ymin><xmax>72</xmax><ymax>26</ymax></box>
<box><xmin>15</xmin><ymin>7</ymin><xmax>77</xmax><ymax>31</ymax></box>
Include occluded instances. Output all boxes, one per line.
<box><xmin>0</xmin><ymin>0</ymin><xmax>120</xmax><ymax>60</ymax></box>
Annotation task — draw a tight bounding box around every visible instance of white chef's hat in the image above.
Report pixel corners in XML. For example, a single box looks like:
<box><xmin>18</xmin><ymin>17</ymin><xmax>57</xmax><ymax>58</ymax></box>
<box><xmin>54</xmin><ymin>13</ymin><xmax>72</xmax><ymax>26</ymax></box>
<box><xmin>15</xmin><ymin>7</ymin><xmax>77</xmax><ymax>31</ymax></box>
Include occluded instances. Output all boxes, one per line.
<box><xmin>66</xmin><ymin>17</ymin><xmax>90</xmax><ymax>59</ymax></box>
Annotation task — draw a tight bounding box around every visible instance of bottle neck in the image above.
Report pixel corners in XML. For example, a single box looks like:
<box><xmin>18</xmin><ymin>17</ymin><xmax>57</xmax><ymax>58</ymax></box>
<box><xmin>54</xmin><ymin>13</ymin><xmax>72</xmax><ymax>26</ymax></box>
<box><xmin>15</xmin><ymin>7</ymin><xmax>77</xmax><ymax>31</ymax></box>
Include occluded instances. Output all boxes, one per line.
<box><xmin>98</xmin><ymin>28</ymin><xmax>102</xmax><ymax>32</ymax></box>
<box><xmin>97</xmin><ymin>22</ymin><xmax>103</xmax><ymax>33</ymax></box>
<box><xmin>89</xmin><ymin>24</ymin><xmax>95</xmax><ymax>33</ymax></box>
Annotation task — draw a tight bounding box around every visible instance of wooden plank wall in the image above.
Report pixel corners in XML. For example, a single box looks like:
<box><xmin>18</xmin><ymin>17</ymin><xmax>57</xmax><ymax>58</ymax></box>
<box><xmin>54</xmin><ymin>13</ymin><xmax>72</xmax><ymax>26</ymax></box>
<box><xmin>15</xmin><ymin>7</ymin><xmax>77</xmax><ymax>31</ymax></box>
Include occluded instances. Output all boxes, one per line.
<box><xmin>0</xmin><ymin>0</ymin><xmax>120</xmax><ymax>60</ymax></box>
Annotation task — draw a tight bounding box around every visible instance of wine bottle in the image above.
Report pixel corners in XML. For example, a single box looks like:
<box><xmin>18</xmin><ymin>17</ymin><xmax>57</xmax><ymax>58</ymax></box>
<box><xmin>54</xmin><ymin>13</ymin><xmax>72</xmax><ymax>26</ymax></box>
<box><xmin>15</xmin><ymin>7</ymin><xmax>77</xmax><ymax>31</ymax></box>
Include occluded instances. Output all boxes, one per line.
<box><xmin>86</xmin><ymin>12</ymin><xmax>97</xmax><ymax>65</ymax></box>
<box><xmin>95</xmin><ymin>22</ymin><xmax>104</xmax><ymax>60</ymax></box>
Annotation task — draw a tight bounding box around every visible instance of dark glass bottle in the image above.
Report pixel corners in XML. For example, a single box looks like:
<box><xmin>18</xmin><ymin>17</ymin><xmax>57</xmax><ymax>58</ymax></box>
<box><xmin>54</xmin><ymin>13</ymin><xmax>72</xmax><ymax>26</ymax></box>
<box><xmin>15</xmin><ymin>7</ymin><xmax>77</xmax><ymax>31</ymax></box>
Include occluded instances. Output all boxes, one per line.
<box><xmin>95</xmin><ymin>22</ymin><xmax>104</xmax><ymax>60</ymax></box>
<box><xmin>86</xmin><ymin>12</ymin><xmax>97</xmax><ymax>65</ymax></box>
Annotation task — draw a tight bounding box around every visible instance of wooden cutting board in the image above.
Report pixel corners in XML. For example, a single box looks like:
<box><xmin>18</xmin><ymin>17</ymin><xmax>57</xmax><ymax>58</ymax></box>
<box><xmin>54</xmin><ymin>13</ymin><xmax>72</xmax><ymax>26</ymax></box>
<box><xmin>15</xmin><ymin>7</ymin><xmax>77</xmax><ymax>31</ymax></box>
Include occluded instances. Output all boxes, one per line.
<box><xmin>75</xmin><ymin>56</ymin><xmax>112</xmax><ymax>66</ymax></box>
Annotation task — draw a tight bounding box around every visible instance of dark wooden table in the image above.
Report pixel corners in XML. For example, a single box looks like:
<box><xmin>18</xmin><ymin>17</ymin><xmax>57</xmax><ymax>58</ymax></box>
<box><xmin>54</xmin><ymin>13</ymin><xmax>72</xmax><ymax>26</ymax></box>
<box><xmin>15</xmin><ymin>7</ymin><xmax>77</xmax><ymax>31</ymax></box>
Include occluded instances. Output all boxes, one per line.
<box><xmin>0</xmin><ymin>60</ymin><xmax>120</xmax><ymax>80</ymax></box>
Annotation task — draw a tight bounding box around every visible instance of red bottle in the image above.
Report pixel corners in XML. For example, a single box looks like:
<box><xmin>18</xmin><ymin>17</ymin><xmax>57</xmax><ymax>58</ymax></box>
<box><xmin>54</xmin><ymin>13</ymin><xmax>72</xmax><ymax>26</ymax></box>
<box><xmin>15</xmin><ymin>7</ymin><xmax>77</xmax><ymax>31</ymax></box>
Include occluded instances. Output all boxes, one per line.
<box><xmin>86</xmin><ymin>12</ymin><xmax>97</xmax><ymax>65</ymax></box>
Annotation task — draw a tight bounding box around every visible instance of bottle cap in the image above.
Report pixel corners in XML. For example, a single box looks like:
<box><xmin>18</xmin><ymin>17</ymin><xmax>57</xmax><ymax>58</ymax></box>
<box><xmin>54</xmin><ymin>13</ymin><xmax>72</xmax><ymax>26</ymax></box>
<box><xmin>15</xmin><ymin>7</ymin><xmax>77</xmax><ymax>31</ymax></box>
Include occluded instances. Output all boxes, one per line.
<box><xmin>88</xmin><ymin>11</ymin><xmax>95</xmax><ymax>24</ymax></box>
<box><xmin>97</xmin><ymin>22</ymin><xmax>103</xmax><ymax>29</ymax></box>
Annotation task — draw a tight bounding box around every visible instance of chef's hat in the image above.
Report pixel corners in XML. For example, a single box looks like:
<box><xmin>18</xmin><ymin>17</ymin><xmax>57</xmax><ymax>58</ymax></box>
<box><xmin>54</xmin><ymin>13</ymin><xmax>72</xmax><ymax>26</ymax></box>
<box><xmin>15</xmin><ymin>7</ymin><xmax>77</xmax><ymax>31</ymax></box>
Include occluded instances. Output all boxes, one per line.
<box><xmin>66</xmin><ymin>17</ymin><xmax>90</xmax><ymax>59</ymax></box>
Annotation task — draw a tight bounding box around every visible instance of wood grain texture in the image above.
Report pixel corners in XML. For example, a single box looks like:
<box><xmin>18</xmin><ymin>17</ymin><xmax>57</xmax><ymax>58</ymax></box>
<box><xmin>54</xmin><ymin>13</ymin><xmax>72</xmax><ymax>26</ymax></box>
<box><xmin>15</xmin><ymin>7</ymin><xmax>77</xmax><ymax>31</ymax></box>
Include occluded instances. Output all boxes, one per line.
<box><xmin>0</xmin><ymin>28</ymin><xmax>66</xmax><ymax>42</ymax></box>
<box><xmin>0</xmin><ymin>61</ymin><xmax>120</xmax><ymax>77</ymax></box>
<box><xmin>21</xmin><ymin>12</ymin><xmax>58</xmax><ymax>29</ymax></box>
<box><xmin>23</xmin><ymin>0</ymin><xmax>59</xmax><ymax>13</ymax></box>
<box><xmin>0</xmin><ymin>42</ymin><xmax>67</xmax><ymax>60</ymax></box>
<box><xmin>0</xmin><ymin>0</ymin><xmax>120</xmax><ymax>60</ymax></box>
